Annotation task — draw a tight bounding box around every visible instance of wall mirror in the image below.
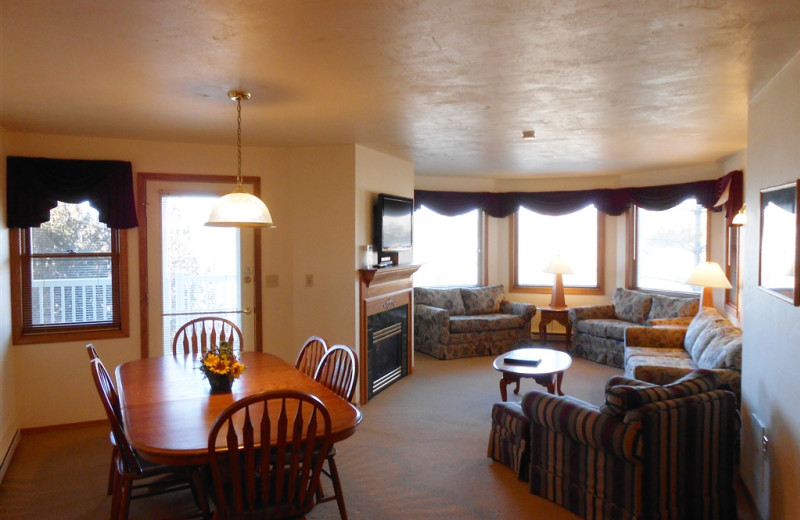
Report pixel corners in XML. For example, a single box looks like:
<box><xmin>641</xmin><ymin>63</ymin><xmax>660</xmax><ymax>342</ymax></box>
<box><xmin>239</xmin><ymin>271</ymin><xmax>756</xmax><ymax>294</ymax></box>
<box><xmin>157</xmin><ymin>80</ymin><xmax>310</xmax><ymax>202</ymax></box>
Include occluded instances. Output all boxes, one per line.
<box><xmin>759</xmin><ymin>180</ymin><xmax>800</xmax><ymax>305</ymax></box>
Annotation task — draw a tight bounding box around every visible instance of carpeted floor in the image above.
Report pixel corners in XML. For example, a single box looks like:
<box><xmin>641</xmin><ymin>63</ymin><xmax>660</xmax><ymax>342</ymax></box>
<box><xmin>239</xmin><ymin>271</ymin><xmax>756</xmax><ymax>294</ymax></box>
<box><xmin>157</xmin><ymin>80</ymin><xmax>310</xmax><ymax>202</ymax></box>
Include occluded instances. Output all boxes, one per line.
<box><xmin>0</xmin><ymin>347</ymin><xmax>755</xmax><ymax>519</ymax></box>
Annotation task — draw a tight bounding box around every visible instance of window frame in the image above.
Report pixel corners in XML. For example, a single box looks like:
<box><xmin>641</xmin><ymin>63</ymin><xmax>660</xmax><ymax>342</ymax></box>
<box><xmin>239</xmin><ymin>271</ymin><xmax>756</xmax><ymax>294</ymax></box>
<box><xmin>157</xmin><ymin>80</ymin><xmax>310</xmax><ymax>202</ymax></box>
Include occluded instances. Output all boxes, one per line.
<box><xmin>511</xmin><ymin>209</ymin><xmax>605</xmax><ymax>295</ymax></box>
<box><xmin>9</xmin><ymin>223</ymin><xmax>130</xmax><ymax>345</ymax></box>
<box><xmin>412</xmin><ymin>207</ymin><xmax>487</xmax><ymax>287</ymax></box>
<box><xmin>625</xmin><ymin>203</ymin><xmax>711</xmax><ymax>296</ymax></box>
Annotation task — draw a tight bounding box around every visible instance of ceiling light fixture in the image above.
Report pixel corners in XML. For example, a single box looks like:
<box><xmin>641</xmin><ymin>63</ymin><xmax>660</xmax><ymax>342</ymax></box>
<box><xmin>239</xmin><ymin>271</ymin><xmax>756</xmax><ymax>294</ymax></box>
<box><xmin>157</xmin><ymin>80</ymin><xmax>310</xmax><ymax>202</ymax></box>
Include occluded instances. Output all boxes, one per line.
<box><xmin>206</xmin><ymin>90</ymin><xmax>276</xmax><ymax>228</ymax></box>
<box><xmin>521</xmin><ymin>130</ymin><xmax>536</xmax><ymax>140</ymax></box>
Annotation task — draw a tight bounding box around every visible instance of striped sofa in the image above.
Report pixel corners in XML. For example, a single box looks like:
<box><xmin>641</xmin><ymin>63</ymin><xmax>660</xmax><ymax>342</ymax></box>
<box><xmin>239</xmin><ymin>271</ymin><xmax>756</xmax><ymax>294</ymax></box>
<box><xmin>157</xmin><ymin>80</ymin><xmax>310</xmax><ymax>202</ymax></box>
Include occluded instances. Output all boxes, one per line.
<box><xmin>489</xmin><ymin>370</ymin><xmax>740</xmax><ymax>520</ymax></box>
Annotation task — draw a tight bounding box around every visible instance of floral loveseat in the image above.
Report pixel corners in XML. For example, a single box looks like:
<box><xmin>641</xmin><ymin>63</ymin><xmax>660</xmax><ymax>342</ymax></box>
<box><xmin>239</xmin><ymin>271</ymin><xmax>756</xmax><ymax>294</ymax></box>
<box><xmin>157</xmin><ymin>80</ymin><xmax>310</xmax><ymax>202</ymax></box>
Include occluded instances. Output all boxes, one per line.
<box><xmin>568</xmin><ymin>288</ymin><xmax>699</xmax><ymax>368</ymax></box>
<box><xmin>413</xmin><ymin>285</ymin><xmax>536</xmax><ymax>360</ymax></box>
<box><xmin>624</xmin><ymin>306</ymin><xmax>743</xmax><ymax>403</ymax></box>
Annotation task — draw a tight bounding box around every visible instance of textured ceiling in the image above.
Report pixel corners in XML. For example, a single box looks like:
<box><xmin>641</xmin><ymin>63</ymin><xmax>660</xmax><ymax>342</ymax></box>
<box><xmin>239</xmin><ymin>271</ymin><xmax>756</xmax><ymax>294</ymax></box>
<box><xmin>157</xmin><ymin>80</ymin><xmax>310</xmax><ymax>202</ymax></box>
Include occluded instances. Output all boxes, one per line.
<box><xmin>2</xmin><ymin>0</ymin><xmax>800</xmax><ymax>178</ymax></box>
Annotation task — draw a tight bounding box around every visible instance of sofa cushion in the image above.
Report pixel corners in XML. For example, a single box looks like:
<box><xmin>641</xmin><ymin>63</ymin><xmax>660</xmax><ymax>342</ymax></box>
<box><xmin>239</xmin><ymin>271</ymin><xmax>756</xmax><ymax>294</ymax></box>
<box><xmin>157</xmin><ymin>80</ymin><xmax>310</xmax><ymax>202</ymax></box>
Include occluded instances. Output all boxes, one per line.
<box><xmin>449</xmin><ymin>314</ymin><xmax>527</xmax><ymax>333</ymax></box>
<box><xmin>624</xmin><ymin>346</ymin><xmax>688</xmax><ymax>366</ymax></box>
<box><xmin>625</xmin><ymin>356</ymin><xmax>699</xmax><ymax>386</ymax></box>
<box><xmin>602</xmin><ymin>370</ymin><xmax>717</xmax><ymax>415</ymax></box>
<box><xmin>648</xmin><ymin>294</ymin><xmax>699</xmax><ymax>321</ymax></box>
<box><xmin>414</xmin><ymin>287</ymin><xmax>466</xmax><ymax>315</ymax></box>
<box><xmin>697</xmin><ymin>326</ymin><xmax>743</xmax><ymax>370</ymax></box>
<box><xmin>576</xmin><ymin>318</ymin><xmax>638</xmax><ymax>340</ymax></box>
<box><xmin>612</xmin><ymin>288</ymin><xmax>652</xmax><ymax>324</ymax></box>
<box><xmin>460</xmin><ymin>284</ymin><xmax>504</xmax><ymax>315</ymax></box>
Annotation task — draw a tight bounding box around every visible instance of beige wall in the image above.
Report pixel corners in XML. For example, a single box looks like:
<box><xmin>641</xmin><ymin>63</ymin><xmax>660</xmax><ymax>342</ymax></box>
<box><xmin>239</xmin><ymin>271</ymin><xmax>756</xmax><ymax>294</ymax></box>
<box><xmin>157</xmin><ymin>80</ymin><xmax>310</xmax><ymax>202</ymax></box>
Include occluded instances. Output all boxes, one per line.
<box><xmin>1</xmin><ymin>132</ymin><xmax>409</xmax><ymax>428</ymax></box>
<box><xmin>0</xmin><ymin>125</ymin><xmax>18</xmax><ymax>477</ymax></box>
<box><xmin>741</xmin><ymin>49</ymin><xmax>800</xmax><ymax>519</ymax></box>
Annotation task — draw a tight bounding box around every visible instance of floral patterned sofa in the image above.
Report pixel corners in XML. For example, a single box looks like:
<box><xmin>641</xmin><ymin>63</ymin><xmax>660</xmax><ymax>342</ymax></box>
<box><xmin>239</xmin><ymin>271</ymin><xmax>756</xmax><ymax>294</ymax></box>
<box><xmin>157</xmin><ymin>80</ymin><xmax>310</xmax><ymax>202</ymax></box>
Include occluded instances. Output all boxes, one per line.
<box><xmin>413</xmin><ymin>285</ymin><xmax>536</xmax><ymax>360</ymax></box>
<box><xmin>568</xmin><ymin>288</ymin><xmax>699</xmax><ymax>368</ymax></box>
<box><xmin>624</xmin><ymin>306</ymin><xmax>742</xmax><ymax>404</ymax></box>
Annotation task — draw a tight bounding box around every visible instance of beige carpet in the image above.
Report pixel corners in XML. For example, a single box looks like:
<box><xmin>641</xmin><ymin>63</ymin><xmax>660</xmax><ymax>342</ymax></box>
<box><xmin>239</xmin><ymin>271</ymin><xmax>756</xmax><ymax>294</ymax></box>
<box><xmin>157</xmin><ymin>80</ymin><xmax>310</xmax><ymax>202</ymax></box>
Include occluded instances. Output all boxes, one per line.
<box><xmin>0</xmin><ymin>347</ymin><xmax>754</xmax><ymax>519</ymax></box>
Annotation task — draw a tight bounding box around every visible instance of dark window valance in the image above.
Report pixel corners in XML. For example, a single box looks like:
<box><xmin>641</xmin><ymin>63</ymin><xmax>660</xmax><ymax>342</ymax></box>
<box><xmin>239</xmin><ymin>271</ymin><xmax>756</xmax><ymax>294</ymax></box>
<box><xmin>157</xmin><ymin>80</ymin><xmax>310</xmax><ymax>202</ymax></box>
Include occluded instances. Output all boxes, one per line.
<box><xmin>415</xmin><ymin>170</ymin><xmax>743</xmax><ymax>226</ymax></box>
<box><xmin>6</xmin><ymin>156</ymin><xmax>138</xmax><ymax>229</ymax></box>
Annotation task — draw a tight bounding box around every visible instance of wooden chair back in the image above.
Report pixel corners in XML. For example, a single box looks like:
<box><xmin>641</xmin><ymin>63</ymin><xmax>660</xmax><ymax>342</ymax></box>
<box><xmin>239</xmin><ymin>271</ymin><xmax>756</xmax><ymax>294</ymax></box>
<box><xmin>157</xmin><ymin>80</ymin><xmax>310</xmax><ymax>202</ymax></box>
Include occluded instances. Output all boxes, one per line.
<box><xmin>295</xmin><ymin>336</ymin><xmax>329</xmax><ymax>377</ymax></box>
<box><xmin>172</xmin><ymin>317</ymin><xmax>243</xmax><ymax>357</ymax></box>
<box><xmin>207</xmin><ymin>390</ymin><xmax>332</xmax><ymax>519</ymax></box>
<box><xmin>86</xmin><ymin>343</ymin><xmax>100</xmax><ymax>361</ymax></box>
<box><xmin>313</xmin><ymin>345</ymin><xmax>358</xmax><ymax>402</ymax></box>
<box><xmin>89</xmin><ymin>358</ymin><xmax>142</xmax><ymax>475</ymax></box>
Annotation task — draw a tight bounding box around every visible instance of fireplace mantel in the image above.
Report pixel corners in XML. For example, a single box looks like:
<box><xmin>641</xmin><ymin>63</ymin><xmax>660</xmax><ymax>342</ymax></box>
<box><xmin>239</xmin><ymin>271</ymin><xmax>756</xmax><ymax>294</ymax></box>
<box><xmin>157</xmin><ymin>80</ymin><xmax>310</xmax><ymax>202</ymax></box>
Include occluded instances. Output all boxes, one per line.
<box><xmin>358</xmin><ymin>264</ymin><xmax>421</xmax><ymax>403</ymax></box>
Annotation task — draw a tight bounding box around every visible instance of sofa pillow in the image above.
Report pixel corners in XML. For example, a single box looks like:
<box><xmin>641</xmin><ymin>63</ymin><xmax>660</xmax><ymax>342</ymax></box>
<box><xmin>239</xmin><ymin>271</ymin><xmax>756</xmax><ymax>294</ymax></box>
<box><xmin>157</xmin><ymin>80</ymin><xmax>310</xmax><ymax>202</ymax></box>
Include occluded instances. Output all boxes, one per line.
<box><xmin>697</xmin><ymin>326</ymin><xmax>743</xmax><ymax>370</ymax></box>
<box><xmin>648</xmin><ymin>294</ymin><xmax>699</xmax><ymax>320</ymax></box>
<box><xmin>460</xmin><ymin>285</ymin><xmax>504</xmax><ymax>315</ymax></box>
<box><xmin>684</xmin><ymin>307</ymin><xmax>728</xmax><ymax>358</ymax></box>
<box><xmin>611</xmin><ymin>288</ymin><xmax>652</xmax><ymax>324</ymax></box>
<box><xmin>602</xmin><ymin>369</ymin><xmax>717</xmax><ymax>415</ymax></box>
<box><xmin>414</xmin><ymin>287</ymin><xmax>466</xmax><ymax>315</ymax></box>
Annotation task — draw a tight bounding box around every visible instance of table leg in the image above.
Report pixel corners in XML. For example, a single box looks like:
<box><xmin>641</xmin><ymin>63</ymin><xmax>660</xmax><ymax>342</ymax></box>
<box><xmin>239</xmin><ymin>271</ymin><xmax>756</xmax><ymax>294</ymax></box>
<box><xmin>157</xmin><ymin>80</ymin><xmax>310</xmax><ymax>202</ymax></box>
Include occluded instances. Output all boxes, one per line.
<box><xmin>539</xmin><ymin>320</ymin><xmax>547</xmax><ymax>345</ymax></box>
<box><xmin>556</xmin><ymin>371</ymin><xmax>565</xmax><ymax>396</ymax></box>
<box><xmin>499</xmin><ymin>374</ymin><xmax>520</xmax><ymax>401</ymax></box>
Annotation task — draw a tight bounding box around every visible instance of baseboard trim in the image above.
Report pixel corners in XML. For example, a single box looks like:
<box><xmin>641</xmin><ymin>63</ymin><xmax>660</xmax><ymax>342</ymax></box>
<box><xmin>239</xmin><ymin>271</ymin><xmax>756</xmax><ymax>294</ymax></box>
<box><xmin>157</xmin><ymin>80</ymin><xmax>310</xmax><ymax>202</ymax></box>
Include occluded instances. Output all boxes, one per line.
<box><xmin>0</xmin><ymin>429</ymin><xmax>20</xmax><ymax>485</ymax></box>
<box><xmin>19</xmin><ymin>418</ymin><xmax>107</xmax><ymax>435</ymax></box>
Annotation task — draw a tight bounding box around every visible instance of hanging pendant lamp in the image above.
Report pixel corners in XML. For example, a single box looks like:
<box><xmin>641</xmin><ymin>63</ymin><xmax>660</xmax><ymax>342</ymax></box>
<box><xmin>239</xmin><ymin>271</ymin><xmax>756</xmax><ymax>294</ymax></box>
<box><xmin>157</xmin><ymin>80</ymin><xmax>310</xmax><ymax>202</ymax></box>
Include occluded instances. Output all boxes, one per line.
<box><xmin>206</xmin><ymin>90</ymin><xmax>276</xmax><ymax>228</ymax></box>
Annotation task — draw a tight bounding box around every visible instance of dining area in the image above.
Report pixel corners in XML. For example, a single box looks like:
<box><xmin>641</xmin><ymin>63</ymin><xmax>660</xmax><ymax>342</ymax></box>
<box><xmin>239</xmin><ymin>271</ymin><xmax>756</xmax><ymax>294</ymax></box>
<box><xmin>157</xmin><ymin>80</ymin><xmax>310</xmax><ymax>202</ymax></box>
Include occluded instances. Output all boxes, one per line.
<box><xmin>87</xmin><ymin>318</ymin><xmax>361</xmax><ymax>520</ymax></box>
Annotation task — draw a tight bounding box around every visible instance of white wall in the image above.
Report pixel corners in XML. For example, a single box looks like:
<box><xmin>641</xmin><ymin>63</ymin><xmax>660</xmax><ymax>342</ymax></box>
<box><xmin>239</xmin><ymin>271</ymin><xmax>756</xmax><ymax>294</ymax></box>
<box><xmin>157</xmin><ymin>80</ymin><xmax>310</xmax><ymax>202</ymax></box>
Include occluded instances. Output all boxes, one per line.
<box><xmin>2</xmin><ymin>132</ymin><xmax>406</xmax><ymax>426</ymax></box>
<box><xmin>741</xmin><ymin>49</ymin><xmax>800</xmax><ymax>519</ymax></box>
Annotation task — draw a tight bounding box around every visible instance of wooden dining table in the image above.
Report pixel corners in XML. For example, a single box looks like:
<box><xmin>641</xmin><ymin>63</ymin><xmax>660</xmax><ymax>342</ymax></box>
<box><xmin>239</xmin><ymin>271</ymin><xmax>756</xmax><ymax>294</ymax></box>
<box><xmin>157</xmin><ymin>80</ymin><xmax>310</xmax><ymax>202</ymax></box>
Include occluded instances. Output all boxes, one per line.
<box><xmin>116</xmin><ymin>352</ymin><xmax>362</xmax><ymax>466</ymax></box>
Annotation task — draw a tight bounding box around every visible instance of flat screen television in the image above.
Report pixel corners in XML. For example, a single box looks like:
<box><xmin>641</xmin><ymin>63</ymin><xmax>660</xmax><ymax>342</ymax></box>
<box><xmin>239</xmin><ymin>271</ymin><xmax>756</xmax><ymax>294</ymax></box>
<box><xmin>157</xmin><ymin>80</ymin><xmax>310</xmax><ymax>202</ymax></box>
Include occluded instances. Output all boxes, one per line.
<box><xmin>373</xmin><ymin>193</ymin><xmax>414</xmax><ymax>252</ymax></box>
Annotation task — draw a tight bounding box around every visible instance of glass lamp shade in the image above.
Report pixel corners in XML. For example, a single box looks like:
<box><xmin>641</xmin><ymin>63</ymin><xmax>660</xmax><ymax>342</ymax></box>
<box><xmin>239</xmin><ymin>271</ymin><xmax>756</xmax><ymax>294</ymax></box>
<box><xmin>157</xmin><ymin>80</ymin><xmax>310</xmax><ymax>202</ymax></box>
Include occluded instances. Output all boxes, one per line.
<box><xmin>205</xmin><ymin>189</ymin><xmax>276</xmax><ymax>228</ymax></box>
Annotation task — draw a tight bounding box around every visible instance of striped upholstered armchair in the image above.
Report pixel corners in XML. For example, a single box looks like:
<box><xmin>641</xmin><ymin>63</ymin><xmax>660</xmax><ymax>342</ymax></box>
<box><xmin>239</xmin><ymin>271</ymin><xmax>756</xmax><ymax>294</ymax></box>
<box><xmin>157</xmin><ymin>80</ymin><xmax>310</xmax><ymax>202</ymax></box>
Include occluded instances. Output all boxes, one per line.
<box><xmin>521</xmin><ymin>370</ymin><xmax>740</xmax><ymax>520</ymax></box>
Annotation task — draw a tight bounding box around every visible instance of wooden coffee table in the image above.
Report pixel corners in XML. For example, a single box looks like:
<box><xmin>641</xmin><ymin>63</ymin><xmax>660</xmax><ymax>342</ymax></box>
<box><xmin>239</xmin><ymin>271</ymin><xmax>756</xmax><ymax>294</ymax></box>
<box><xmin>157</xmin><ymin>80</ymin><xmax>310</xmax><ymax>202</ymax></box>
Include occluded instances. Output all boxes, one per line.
<box><xmin>492</xmin><ymin>347</ymin><xmax>573</xmax><ymax>401</ymax></box>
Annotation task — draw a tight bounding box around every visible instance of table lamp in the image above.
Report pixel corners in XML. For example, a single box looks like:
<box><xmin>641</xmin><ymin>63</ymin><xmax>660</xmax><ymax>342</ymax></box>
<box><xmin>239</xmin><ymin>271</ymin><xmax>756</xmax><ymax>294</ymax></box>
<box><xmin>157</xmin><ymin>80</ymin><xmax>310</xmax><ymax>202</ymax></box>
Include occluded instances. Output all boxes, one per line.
<box><xmin>686</xmin><ymin>261</ymin><xmax>732</xmax><ymax>309</ymax></box>
<box><xmin>544</xmin><ymin>255</ymin><xmax>573</xmax><ymax>309</ymax></box>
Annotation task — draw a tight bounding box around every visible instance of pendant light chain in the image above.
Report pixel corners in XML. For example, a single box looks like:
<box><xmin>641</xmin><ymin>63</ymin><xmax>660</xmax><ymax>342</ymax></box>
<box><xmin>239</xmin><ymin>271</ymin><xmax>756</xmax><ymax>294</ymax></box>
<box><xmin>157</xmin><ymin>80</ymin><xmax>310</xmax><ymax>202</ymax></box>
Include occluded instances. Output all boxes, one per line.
<box><xmin>236</xmin><ymin>96</ymin><xmax>243</xmax><ymax>186</ymax></box>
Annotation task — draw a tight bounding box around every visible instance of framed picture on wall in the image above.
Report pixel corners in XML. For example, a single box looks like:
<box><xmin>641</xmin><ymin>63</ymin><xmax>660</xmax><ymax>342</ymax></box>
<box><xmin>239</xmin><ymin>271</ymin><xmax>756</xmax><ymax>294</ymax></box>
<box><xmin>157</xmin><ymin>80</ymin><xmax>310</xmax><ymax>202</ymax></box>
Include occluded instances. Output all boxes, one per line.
<box><xmin>759</xmin><ymin>180</ymin><xmax>800</xmax><ymax>305</ymax></box>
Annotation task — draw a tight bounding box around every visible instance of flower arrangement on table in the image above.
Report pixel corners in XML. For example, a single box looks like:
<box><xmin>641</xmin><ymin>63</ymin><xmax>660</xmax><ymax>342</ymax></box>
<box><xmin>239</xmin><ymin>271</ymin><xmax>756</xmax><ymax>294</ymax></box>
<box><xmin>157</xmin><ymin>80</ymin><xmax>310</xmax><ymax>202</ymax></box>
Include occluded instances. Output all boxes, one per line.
<box><xmin>200</xmin><ymin>341</ymin><xmax>245</xmax><ymax>393</ymax></box>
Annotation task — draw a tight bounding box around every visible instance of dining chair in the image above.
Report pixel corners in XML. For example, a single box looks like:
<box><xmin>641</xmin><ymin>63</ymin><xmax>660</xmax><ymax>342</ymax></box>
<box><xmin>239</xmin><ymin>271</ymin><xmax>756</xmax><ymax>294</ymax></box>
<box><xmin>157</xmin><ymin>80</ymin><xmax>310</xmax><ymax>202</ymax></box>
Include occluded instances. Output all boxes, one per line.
<box><xmin>172</xmin><ymin>317</ymin><xmax>243</xmax><ymax>357</ymax></box>
<box><xmin>312</xmin><ymin>345</ymin><xmax>358</xmax><ymax>519</ymax></box>
<box><xmin>295</xmin><ymin>335</ymin><xmax>329</xmax><ymax>377</ymax></box>
<box><xmin>85</xmin><ymin>344</ymin><xmax>118</xmax><ymax>496</ymax></box>
<box><xmin>206</xmin><ymin>390</ymin><xmax>333</xmax><ymax>520</ymax></box>
<box><xmin>89</xmin><ymin>357</ymin><xmax>208</xmax><ymax>519</ymax></box>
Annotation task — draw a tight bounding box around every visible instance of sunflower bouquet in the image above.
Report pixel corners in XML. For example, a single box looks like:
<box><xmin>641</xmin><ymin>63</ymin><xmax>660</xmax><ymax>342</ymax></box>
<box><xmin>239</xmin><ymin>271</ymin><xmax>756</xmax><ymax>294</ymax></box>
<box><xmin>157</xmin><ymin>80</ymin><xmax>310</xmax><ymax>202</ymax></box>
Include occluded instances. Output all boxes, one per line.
<box><xmin>200</xmin><ymin>341</ymin><xmax>245</xmax><ymax>392</ymax></box>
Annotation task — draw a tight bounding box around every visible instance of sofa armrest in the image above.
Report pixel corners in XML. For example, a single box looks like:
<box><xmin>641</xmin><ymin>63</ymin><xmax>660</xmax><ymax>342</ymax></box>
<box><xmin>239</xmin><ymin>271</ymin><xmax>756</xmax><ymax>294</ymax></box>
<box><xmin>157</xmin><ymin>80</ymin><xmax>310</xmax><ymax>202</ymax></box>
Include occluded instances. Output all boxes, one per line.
<box><xmin>568</xmin><ymin>303</ymin><xmax>615</xmax><ymax>323</ymax></box>
<box><xmin>499</xmin><ymin>300</ymin><xmax>536</xmax><ymax>322</ymax></box>
<box><xmin>522</xmin><ymin>390</ymin><xmax>641</xmax><ymax>461</ymax></box>
<box><xmin>414</xmin><ymin>303</ymin><xmax>450</xmax><ymax>342</ymax></box>
<box><xmin>625</xmin><ymin>325</ymin><xmax>687</xmax><ymax>349</ymax></box>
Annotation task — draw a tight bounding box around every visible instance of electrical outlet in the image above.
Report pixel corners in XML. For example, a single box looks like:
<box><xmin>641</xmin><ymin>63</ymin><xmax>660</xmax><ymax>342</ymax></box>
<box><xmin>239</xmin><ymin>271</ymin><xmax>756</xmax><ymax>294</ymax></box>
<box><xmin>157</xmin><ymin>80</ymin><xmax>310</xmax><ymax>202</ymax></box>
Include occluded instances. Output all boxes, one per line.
<box><xmin>305</xmin><ymin>274</ymin><xmax>314</xmax><ymax>287</ymax></box>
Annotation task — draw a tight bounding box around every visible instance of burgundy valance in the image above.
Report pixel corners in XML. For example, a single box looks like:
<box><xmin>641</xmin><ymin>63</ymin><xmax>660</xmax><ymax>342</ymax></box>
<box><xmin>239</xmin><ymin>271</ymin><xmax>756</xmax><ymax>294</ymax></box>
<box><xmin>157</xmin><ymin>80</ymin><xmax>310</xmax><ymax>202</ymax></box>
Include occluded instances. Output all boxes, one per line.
<box><xmin>6</xmin><ymin>156</ymin><xmax>138</xmax><ymax>229</ymax></box>
<box><xmin>415</xmin><ymin>170</ymin><xmax>743</xmax><ymax>226</ymax></box>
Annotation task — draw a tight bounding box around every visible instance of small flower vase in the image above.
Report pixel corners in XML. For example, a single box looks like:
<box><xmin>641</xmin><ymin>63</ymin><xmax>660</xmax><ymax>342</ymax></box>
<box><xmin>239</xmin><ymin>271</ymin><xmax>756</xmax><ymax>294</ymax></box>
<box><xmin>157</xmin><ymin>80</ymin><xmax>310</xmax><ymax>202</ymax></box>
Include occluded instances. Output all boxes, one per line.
<box><xmin>207</xmin><ymin>373</ymin><xmax>233</xmax><ymax>394</ymax></box>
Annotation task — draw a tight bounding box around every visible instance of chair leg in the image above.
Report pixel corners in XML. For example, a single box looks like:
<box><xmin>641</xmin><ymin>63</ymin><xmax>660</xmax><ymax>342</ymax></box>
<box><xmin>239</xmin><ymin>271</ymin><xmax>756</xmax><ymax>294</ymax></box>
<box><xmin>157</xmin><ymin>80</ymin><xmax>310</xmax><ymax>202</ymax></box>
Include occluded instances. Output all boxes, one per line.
<box><xmin>117</xmin><ymin>476</ymin><xmax>133</xmax><ymax>520</ymax></box>
<box><xmin>327</xmin><ymin>454</ymin><xmax>347</xmax><ymax>520</ymax></box>
<box><xmin>108</xmin><ymin>446</ymin><xmax>118</xmax><ymax>495</ymax></box>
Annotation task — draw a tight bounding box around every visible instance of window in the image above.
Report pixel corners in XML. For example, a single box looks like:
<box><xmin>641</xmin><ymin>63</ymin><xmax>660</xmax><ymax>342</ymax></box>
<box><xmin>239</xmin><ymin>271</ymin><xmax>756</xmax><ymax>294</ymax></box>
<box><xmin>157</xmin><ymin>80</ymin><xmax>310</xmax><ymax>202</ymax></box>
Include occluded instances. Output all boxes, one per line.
<box><xmin>413</xmin><ymin>206</ymin><xmax>484</xmax><ymax>287</ymax></box>
<box><xmin>628</xmin><ymin>198</ymin><xmax>708</xmax><ymax>293</ymax></box>
<box><xmin>513</xmin><ymin>205</ymin><xmax>603</xmax><ymax>292</ymax></box>
<box><xmin>10</xmin><ymin>201</ymin><xmax>128</xmax><ymax>344</ymax></box>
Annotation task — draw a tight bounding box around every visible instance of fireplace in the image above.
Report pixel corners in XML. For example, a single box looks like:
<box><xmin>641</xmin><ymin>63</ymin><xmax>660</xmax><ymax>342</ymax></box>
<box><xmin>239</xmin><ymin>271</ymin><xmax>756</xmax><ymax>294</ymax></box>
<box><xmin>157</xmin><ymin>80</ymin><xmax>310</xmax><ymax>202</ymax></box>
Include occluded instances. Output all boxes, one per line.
<box><xmin>358</xmin><ymin>264</ymin><xmax>420</xmax><ymax>403</ymax></box>
<box><xmin>367</xmin><ymin>305</ymin><xmax>408</xmax><ymax>399</ymax></box>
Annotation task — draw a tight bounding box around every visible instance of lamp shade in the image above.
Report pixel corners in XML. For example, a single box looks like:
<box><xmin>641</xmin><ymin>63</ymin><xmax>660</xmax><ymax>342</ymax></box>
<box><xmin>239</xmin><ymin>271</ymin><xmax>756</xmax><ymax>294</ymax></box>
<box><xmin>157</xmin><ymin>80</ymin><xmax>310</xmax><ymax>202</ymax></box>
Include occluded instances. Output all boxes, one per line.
<box><xmin>544</xmin><ymin>255</ymin><xmax>574</xmax><ymax>275</ymax></box>
<box><xmin>731</xmin><ymin>204</ymin><xmax>747</xmax><ymax>226</ymax></box>
<box><xmin>686</xmin><ymin>261</ymin><xmax>732</xmax><ymax>289</ymax></box>
<box><xmin>206</xmin><ymin>188</ymin><xmax>276</xmax><ymax>228</ymax></box>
